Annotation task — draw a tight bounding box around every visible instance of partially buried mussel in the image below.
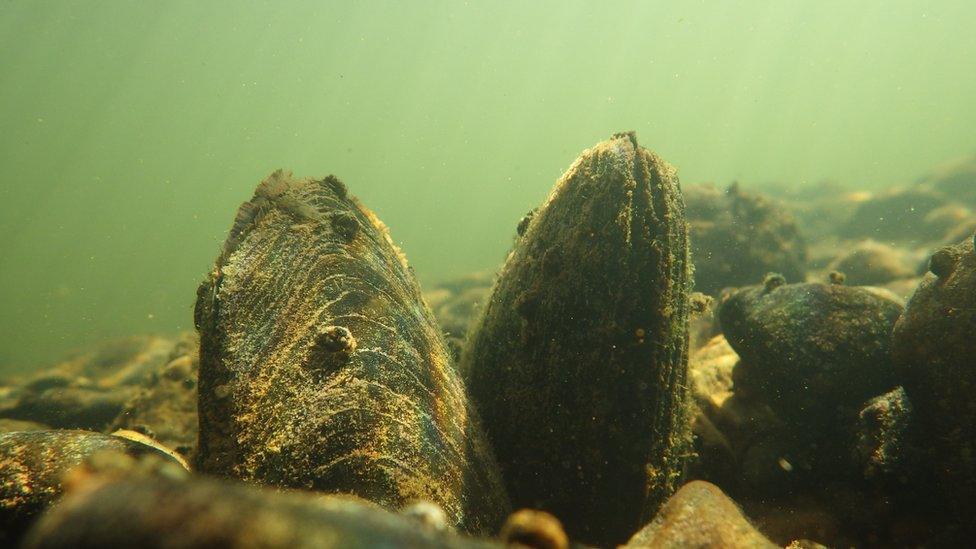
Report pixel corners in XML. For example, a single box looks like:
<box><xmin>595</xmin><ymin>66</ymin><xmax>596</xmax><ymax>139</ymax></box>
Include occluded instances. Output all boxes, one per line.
<box><xmin>0</xmin><ymin>429</ymin><xmax>186</xmax><ymax>545</ymax></box>
<box><xmin>462</xmin><ymin>132</ymin><xmax>694</xmax><ymax>545</ymax></box>
<box><xmin>194</xmin><ymin>170</ymin><xmax>509</xmax><ymax>533</ymax></box>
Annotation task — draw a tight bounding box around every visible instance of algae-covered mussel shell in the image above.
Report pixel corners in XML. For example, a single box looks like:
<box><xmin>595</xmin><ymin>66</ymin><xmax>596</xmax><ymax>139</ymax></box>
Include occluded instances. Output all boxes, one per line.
<box><xmin>462</xmin><ymin>132</ymin><xmax>693</xmax><ymax>545</ymax></box>
<box><xmin>0</xmin><ymin>429</ymin><xmax>185</xmax><ymax>545</ymax></box>
<box><xmin>194</xmin><ymin>170</ymin><xmax>509</xmax><ymax>533</ymax></box>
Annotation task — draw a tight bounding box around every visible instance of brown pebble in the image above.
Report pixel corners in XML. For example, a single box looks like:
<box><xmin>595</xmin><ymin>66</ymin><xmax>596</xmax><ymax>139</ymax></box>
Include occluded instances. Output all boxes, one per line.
<box><xmin>500</xmin><ymin>509</ymin><xmax>569</xmax><ymax>549</ymax></box>
<box><xmin>624</xmin><ymin>481</ymin><xmax>777</xmax><ymax>548</ymax></box>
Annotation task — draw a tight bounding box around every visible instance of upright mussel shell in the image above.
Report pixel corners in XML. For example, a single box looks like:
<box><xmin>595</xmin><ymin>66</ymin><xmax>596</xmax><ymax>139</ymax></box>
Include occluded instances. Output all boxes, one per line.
<box><xmin>194</xmin><ymin>170</ymin><xmax>508</xmax><ymax>533</ymax></box>
<box><xmin>462</xmin><ymin>132</ymin><xmax>693</xmax><ymax>545</ymax></box>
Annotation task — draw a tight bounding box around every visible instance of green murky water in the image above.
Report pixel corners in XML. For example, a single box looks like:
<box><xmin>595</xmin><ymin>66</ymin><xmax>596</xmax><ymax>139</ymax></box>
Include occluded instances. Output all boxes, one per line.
<box><xmin>2</xmin><ymin>1</ymin><xmax>975</xmax><ymax>370</ymax></box>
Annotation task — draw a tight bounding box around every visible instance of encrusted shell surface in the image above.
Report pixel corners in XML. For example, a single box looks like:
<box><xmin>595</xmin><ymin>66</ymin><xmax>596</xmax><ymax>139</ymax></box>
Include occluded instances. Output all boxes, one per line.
<box><xmin>195</xmin><ymin>171</ymin><xmax>509</xmax><ymax>533</ymax></box>
<box><xmin>462</xmin><ymin>133</ymin><xmax>693</xmax><ymax>545</ymax></box>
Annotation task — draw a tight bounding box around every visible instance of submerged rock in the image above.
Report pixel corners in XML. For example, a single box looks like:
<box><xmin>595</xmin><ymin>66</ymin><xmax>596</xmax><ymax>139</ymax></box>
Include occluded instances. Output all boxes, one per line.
<box><xmin>689</xmin><ymin>334</ymin><xmax>933</xmax><ymax>546</ymax></box>
<box><xmin>684</xmin><ymin>182</ymin><xmax>807</xmax><ymax>295</ymax></box>
<box><xmin>762</xmin><ymin>180</ymin><xmax>865</xmax><ymax>242</ymax></box>
<box><xmin>924</xmin><ymin>204</ymin><xmax>976</xmax><ymax>244</ymax></box>
<box><xmin>462</xmin><ymin>132</ymin><xmax>693</xmax><ymax>545</ymax></box>
<box><xmin>624</xmin><ymin>481</ymin><xmax>777</xmax><ymax>549</ymax></box>
<box><xmin>687</xmin><ymin>335</ymin><xmax>781</xmax><ymax>489</ymax></box>
<box><xmin>2</xmin><ymin>388</ymin><xmax>131</xmax><ymax>431</ymax></box>
<box><xmin>0</xmin><ymin>429</ymin><xmax>184</xmax><ymax>545</ymax></box>
<box><xmin>423</xmin><ymin>272</ymin><xmax>494</xmax><ymax>363</ymax></box>
<box><xmin>892</xmin><ymin>235</ymin><xmax>976</xmax><ymax>533</ymax></box>
<box><xmin>710</xmin><ymin>276</ymin><xmax>921</xmax><ymax>544</ymax></box>
<box><xmin>839</xmin><ymin>187</ymin><xmax>952</xmax><ymax>243</ymax></box>
<box><xmin>854</xmin><ymin>386</ymin><xmax>915</xmax><ymax>480</ymax></box>
<box><xmin>687</xmin><ymin>335</ymin><xmax>737</xmax><ymax>481</ymax></box>
<box><xmin>940</xmin><ymin>212</ymin><xmax>976</xmax><ymax>248</ymax></box>
<box><xmin>21</xmin><ymin>475</ymin><xmax>495</xmax><ymax>549</ymax></box>
<box><xmin>195</xmin><ymin>170</ymin><xmax>508</xmax><ymax>533</ymax></box>
<box><xmin>880</xmin><ymin>276</ymin><xmax>924</xmax><ymax>302</ymax></box>
<box><xmin>719</xmin><ymin>277</ymin><xmax>903</xmax><ymax>423</ymax></box>
<box><xmin>110</xmin><ymin>332</ymin><xmax>199</xmax><ymax>461</ymax></box>
<box><xmin>826</xmin><ymin>239</ymin><xmax>917</xmax><ymax>286</ymax></box>
<box><xmin>917</xmin><ymin>153</ymin><xmax>976</xmax><ymax>208</ymax></box>
<box><xmin>0</xmin><ymin>336</ymin><xmax>175</xmax><ymax>431</ymax></box>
